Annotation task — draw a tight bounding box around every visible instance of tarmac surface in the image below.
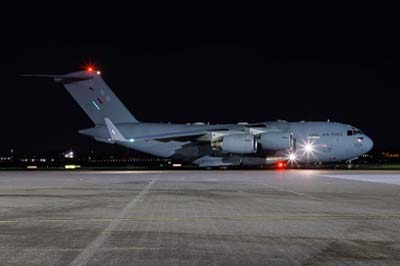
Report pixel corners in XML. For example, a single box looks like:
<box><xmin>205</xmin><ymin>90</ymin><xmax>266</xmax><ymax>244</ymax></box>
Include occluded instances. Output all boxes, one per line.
<box><xmin>0</xmin><ymin>170</ymin><xmax>400</xmax><ymax>266</ymax></box>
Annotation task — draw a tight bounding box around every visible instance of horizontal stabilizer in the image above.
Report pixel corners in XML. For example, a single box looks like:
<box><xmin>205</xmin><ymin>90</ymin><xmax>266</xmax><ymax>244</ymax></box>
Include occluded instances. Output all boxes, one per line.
<box><xmin>21</xmin><ymin>73</ymin><xmax>93</xmax><ymax>84</ymax></box>
<box><xmin>22</xmin><ymin>74</ymin><xmax>67</xmax><ymax>78</ymax></box>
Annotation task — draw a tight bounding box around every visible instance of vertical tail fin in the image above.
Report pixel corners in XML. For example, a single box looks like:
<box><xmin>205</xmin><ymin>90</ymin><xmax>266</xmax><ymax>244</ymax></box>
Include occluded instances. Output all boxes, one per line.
<box><xmin>25</xmin><ymin>70</ymin><xmax>139</xmax><ymax>125</ymax></box>
<box><xmin>61</xmin><ymin>70</ymin><xmax>138</xmax><ymax>125</ymax></box>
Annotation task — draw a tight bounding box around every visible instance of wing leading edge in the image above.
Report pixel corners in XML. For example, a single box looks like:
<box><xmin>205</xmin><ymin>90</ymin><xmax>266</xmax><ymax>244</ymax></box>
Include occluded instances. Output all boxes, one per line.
<box><xmin>104</xmin><ymin>118</ymin><xmax>223</xmax><ymax>143</ymax></box>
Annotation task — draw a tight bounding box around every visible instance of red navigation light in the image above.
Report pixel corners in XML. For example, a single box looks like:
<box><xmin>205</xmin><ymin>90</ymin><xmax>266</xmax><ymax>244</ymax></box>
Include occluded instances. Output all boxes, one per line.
<box><xmin>83</xmin><ymin>63</ymin><xmax>100</xmax><ymax>74</ymax></box>
<box><xmin>276</xmin><ymin>161</ymin><xmax>286</xmax><ymax>169</ymax></box>
<box><xmin>84</xmin><ymin>63</ymin><xmax>95</xmax><ymax>72</ymax></box>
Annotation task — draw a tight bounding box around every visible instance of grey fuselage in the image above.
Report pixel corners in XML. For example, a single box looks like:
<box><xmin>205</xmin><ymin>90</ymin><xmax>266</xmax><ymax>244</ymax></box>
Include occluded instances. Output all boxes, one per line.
<box><xmin>80</xmin><ymin>121</ymin><xmax>373</xmax><ymax>165</ymax></box>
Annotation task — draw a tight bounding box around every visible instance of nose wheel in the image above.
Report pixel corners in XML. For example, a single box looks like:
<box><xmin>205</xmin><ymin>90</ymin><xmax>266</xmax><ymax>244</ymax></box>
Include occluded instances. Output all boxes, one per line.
<box><xmin>345</xmin><ymin>157</ymin><xmax>359</xmax><ymax>169</ymax></box>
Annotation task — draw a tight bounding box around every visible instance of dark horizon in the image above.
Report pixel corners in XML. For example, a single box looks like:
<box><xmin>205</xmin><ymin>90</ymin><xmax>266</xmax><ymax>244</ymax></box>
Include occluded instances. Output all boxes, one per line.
<box><xmin>2</xmin><ymin>5</ymin><xmax>400</xmax><ymax>153</ymax></box>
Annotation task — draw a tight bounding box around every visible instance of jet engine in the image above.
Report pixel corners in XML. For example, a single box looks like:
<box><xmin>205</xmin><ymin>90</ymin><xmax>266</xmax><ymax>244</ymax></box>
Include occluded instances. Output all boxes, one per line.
<box><xmin>258</xmin><ymin>132</ymin><xmax>292</xmax><ymax>151</ymax></box>
<box><xmin>212</xmin><ymin>134</ymin><xmax>257</xmax><ymax>154</ymax></box>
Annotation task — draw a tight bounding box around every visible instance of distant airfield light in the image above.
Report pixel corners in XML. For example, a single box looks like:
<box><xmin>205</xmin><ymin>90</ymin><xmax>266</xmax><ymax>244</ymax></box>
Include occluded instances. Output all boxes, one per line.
<box><xmin>288</xmin><ymin>153</ymin><xmax>296</xmax><ymax>162</ymax></box>
<box><xmin>64</xmin><ymin>151</ymin><xmax>74</xmax><ymax>159</ymax></box>
<box><xmin>96</xmin><ymin>70</ymin><xmax>101</xmax><ymax>75</ymax></box>
<box><xmin>87</xmin><ymin>67</ymin><xmax>93</xmax><ymax>72</ymax></box>
<box><xmin>129</xmin><ymin>138</ymin><xmax>135</xmax><ymax>143</ymax></box>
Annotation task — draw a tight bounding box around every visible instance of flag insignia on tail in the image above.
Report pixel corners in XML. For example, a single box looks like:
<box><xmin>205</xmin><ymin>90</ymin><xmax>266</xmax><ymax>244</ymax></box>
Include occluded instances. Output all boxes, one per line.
<box><xmin>91</xmin><ymin>101</ymin><xmax>101</xmax><ymax>110</ymax></box>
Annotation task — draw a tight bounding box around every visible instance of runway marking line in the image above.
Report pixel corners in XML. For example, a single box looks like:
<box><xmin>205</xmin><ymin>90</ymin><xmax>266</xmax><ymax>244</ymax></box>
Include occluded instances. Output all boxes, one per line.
<box><xmin>251</xmin><ymin>182</ymin><xmax>320</xmax><ymax>200</ymax></box>
<box><xmin>68</xmin><ymin>177</ymin><xmax>158</xmax><ymax>266</ymax></box>
<box><xmin>320</xmin><ymin>174</ymin><xmax>400</xmax><ymax>186</ymax></box>
<box><xmin>0</xmin><ymin>247</ymin><xmax>159</xmax><ymax>252</ymax></box>
<box><xmin>1</xmin><ymin>214</ymin><xmax>400</xmax><ymax>224</ymax></box>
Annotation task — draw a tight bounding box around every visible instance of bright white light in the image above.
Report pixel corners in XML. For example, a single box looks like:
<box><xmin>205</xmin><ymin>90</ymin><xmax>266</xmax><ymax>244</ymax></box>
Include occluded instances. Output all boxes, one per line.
<box><xmin>288</xmin><ymin>153</ymin><xmax>296</xmax><ymax>161</ymax></box>
<box><xmin>129</xmin><ymin>138</ymin><xmax>135</xmax><ymax>143</ymax></box>
<box><xmin>299</xmin><ymin>141</ymin><xmax>318</xmax><ymax>161</ymax></box>
<box><xmin>64</xmin><ymin>151</ymin><xmax>74</xmax><ymax>159</ymax></box>
<box><xmin>304</xmin><ymin>143</ymin><xmax>313</xmax><ymax>153</ymax></box>
<box><xmin>96</xmin><ymin>71</ymin><xmax>101</xmax><ymax>75</ymax></box>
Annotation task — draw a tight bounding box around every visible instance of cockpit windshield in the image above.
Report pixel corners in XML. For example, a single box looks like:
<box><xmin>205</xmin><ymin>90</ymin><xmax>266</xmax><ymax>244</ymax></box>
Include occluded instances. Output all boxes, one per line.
<box><xmin>347</xmin><ymin>128</ymin><xmax>363</xmax><ymax>136</ymax></box>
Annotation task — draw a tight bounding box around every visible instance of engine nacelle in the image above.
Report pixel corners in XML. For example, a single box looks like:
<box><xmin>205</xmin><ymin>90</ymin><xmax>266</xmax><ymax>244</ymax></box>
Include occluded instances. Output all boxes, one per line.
<box><xmin>213</xmin><ymin>134</ymin><xmax>257</xmax><ymax>154</ymax></box>
<box><xmin>258</xmin><ymin>132</ymin><xmax>291</xmax><ymax>151</ymax></box>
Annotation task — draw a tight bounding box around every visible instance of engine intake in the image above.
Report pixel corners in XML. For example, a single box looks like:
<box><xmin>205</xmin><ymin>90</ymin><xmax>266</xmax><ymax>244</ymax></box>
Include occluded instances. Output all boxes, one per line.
<box><xmin>258</xmin><ymin>132</ymin><xmax>292</xmax><ymax>151</ymax></box>
<box><xmin>213</xmin><ymin>134</ymin><xmax>257</xmax><ymax>154</ymax></box>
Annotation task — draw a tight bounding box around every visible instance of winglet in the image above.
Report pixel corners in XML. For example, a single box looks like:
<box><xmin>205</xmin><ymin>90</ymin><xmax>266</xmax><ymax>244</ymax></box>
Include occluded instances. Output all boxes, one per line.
<box><xmin>104</xmin><ymin>118</ymin><xmax>127</xmax><ymax>142</ymax></box>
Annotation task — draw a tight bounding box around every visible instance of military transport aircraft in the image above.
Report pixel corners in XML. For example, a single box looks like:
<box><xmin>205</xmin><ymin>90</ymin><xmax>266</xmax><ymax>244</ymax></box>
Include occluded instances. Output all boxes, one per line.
<box><xmin>25</xmin><ymin>68</ymin><xmax>373</xmax><ymax>168</ymax></box>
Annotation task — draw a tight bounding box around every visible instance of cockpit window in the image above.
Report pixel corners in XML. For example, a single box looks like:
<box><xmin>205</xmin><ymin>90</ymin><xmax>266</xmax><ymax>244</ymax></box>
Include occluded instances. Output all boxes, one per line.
<box><xmin>348</xmin><ymin>129</ymin><xmax>363</xmax><ymax>136</ymax></box>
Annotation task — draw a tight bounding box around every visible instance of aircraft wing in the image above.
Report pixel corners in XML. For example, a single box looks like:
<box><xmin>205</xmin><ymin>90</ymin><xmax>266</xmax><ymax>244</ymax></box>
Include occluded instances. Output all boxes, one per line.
<box><xmin>131</xmin><ymin>130</ymin><xmax>211</xmax><ymax>142</ymax></box>
<box><xmin>128</xmin><ymin>128</ymin><xmax>238</xmax><ymax>142</ymax></box>
<box><xmin>104</xmin><ymin>118</ymin><xmax>230</xmax><ymax>143</ymax></box>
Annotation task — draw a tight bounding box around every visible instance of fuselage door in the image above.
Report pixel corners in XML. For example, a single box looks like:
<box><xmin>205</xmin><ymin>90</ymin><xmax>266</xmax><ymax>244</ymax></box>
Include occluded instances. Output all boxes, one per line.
<box><xmin>290</xmin><ymin>133</ymin><xmax>296</xmax><ymax>152</ymax></box>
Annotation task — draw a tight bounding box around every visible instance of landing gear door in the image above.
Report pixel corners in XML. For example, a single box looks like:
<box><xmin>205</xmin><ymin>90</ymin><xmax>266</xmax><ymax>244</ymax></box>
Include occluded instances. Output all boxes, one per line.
<box><xmin>290</xmin><ymin>133</ymin><xmax>296</xmax><ymax>152</ymax></box>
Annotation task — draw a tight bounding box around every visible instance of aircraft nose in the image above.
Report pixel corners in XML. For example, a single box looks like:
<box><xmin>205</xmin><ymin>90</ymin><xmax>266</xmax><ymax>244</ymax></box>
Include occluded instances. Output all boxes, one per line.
<box><xmin>364</xmin><ymin>135</ymin><xmax>374</xmax><ymax>152</ymax></box>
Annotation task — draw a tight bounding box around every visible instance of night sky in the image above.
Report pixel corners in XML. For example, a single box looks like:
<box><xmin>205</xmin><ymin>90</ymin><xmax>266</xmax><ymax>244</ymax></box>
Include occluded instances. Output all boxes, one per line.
<box><xmin>2</xmin><ymin>4</ymin><xmax>400</xmax><ymax>154</ymax></box>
